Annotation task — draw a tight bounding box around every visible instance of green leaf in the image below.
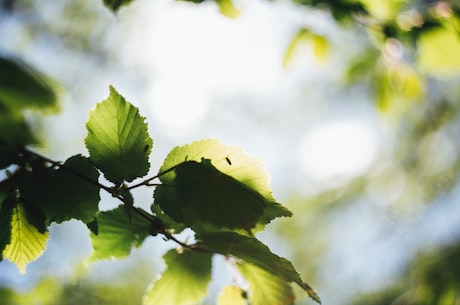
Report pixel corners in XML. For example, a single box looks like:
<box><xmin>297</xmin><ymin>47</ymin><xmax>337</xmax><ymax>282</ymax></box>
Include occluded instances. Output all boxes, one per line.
<box><xmin>0</xmin><ymin>196</ymin><xmax>14</xmax><ymax>260</ymax></box>
<box><xmin>417</xmin><ymin>22</ymin><xmax>460</xmax><ymax>76</ymax></box>
<box><xmin>2</xmin><ymin>203</ymin><xmax>49</xmax><ymax>274</ymax></box>
<box><xmin>151</xmin><ymin>204</ymin><xmax>186</xmax><ymax>234</ymax></box>
<box><xmin>143</xmin><ymin>249</ymin><xmax>212</xmax><ymax>305</ymax></box>
<box><xmin>155</xmin><ymin>139</ymin><xmax>291</xmax><ymax>233</ymax></box>
<box><xmin>215</xmin><ymin>0</ymin><xmax>239</xmax><ymax>18</ymax></box>
<box><xmin>17</xmin><ymin>155</ymin><xmax>100</xmax><ymax>224</ymax></box>
<box><xmin>217</xmin><ymin>286</ymin><xmax>248</xmax><ymax>305</ymax></box>
<box><xmin>0</xmin><ymin>107</ymin><xmax>37</xmax><ymax>148</ymax></box>
<box><xmin>197</xmin><ymin>232</ymin><xmax>321</xmax><ymax>304</ymax></box>
<box><xmin>155</xmin><ymin>158</ymin><xmax>266</xmax><ymax>231</ymax></box>
<box><xmin>85</xmin><ymin>86</ymin><xmax>153</xmax><ymax>184</ymax></box>
<box><xmin>90</xmin><ymin>205</ymin><xmax>150</xmax><ymax>260</ymax></box>
<box><xmin>0</xmin><ymin>56</ymin><xmax>58</xmax><ymax>112</ymax></box>
<box><xmin>237</xmin><ymin>262</ymin><xmax>295</xmax><ymax>305</ymax></box>
<box><xmin>103</xmin><ymin>0</ymin><xmax>135</xmax><ymax>12</ymax></box>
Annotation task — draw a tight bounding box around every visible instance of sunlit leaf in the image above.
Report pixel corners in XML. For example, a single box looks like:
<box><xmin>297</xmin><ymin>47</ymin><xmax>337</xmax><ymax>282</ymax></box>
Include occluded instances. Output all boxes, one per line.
<box><xmin>312</xmin><ymin>34</ymin><xmax>329</xmax><ymax>61</ymax></box>
<box><xmin>17</xmin><ymin>155</ymin><xmax>100</xmax><ymax>224</ymax></box>
<box><xmin>237</xmin><ymin>262</ymin><xmax>294</xmax><ymax>305</ymax></box>
<box><xmin>360</xmin><ymin>0</ymin><xmax>402</xmax><ymax>20</ymax></box>
<box><xmin>156</xmin><ymin>158</ymin><xmax>266</xmax><ymax>231</ymax></box>
<box><xmin>103</xmin><ymin>0</ymin><xmax>135</xmax><ymax>12</ymax></box>
<box><xmin>215</xmin><ymin>0</ymin><xmax>239</xmax><ymax>18</ymax></box>
<box><xmin>2</xmin><ymin>204</ymin><xmax>49</xmax><ymax>274</ymax></box>
<box><xmin>90</xmin><ymin>205</ymin><xmax>150</xmax><ymax>260</ymax></box>
<box><xmin>85</xmin><ymin>86</ymin><xmax>153</xmax><ymax>184</ymax></box>
<box><xmin>0</xmin><ymin>56</ymin><xmax>58</xmax><ymax>112</ymax></box>
<box><xmin>417</xmin><ymin>22</ymin><xmax>460</xmax><ymax>76</ymax></box>
<box><xmin>143</xmin><ymin>249</ymin><xmax>212</xmax><ymax>305</ymax></box>
<box><xmin>217</xmin><ymin>286</ymin><xmax>248</xmax><ymax>305</ymax></box>
<box><xmin>283</xmin><ymin>28</ymin><xmax>310</xmax><ymax>68</ymax></box>
<box><xmin>155</xmin><ymin>139</ymin><xmax>291</xmax><ymax>233</ymax></box>
<box><xmin>198</xmin><ymin>231</ymin><xmax>321</xmax><ymax>303</ymax></box>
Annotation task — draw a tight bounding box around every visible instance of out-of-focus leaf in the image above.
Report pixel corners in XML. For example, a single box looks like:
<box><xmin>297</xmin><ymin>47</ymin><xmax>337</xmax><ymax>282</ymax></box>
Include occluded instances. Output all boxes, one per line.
<box><xmin>85</xmin><ymin>86</ymin><xmax>153</xmax><ymax>184</ymax></box>
<box><xmin>90</xmin><ymin>205</ymin><xmax>150</xmax><ymax>260</ymax></box>
<box><xmin>417</xmin><ymin>22</ymin><xmax>460</xmax><ymax>76</ymax></box>
<box><xmin>143</xmin><ymin>249</ymin><xmax>212</xmax><ymax>305</ymax></box>
<box><xmin>360</xmin><ymin>0</ymin><xmax>403</xmax><ymax>20</ymax></box>
<box><xmin>373</xmin><ymin>64</ymin><xmax>424</xmax><ymax>115</ymax></box>
<box><xmin>2</xmin><ymin>203</ymin><xmax>49</xmax><ymax>274</ymax></box>
<box><xmin>312</xmin><ymin>34</ymin><xmax>329</xmax><ymax>61</ymax></box>
<box><xmin>217</xmin><ymin>286</ymin><xmax>248</xmax><ymax>305</ymax></box>
<box><xmin>0</xmin><ymin>107</ymin><xmax>37</xmax><ymax>148</ymax></box>
<box><xmin>238</xmin><ymin>262</ymin><xmax>295</xmax><ymax>305</ymax></box>
<box><xmin>215</xmin><ymin>0</ymin><xmax>239</xmax><ymax>18</ymax></box>
<box><xmin>103</xmin><ymin>0</ymin><xmax>135</xmax><ymax>12</ymax></box>
<box><xmin>283</xmin><ymin>29</ymin><xmax>310</xmax><ymax>68</ymax></box>
<box><xmin>283</xmin><ymin>29</ymin><xmax>329</xmax><ymax>67</ymax></box>
<box><xmin>197</xmin><ymin>231</ymin><xmax>320</xmax><ymax>303</ymax></box>
<box><xmin>0</xmin><ymin>56</ymin><xmax>58</xmax><ymax>112</ymax></box>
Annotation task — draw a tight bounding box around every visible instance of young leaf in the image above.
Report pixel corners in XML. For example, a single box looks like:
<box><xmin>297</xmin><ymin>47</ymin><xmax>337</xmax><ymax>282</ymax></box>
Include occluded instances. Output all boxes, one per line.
<box><xmin>197</xmin><ymin>231</ymin><xmax>321</xmax><ymax>304</ymax></box>
<box><xmin>155</xmin><ymin>139</ymin><xmax>291</xmax><ymax>233</ymax></box>
<box><xmin>2</xmin><ymin>203</ymin><xmax>49</xmax><ymax>274</ymax></box>
<box><xmin>17</xmin><ymin>155</ymin><xmax>100</xmax><ymax>225</ymax></box>
<box><xmin>217</xmin><ymin>286</ymin><xmax>248</xmax><ymax>305</ymax></box>
<box><xmin>90</xmin><ymin>205</ymin><xmax>150</xmax><ymax>260</ymax></box>
<box><xmin>143</xmin><ymin>249</ymin><xmax>212</xmax><ymax>305</ymax></box>
<box><xmin>85</xmin><ymin>86</ymin><xmax>153</xmax><ymax>184</ymax></box>
<box><xmin>237</xmin><ymin>262</ymin><xmax>295</xmax><ymax>305</ymax></box>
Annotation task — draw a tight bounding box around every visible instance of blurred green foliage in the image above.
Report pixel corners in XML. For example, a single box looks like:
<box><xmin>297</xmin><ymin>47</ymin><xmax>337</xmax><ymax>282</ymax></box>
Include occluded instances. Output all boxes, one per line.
<box><xmin>2</xmin><ymin>0</ymin><xmax>460</xmax><ymax>304</ymax></box>
<box><xmin>352</xmin><ymin>240</ymin><xmax>460</xmax><ymax>305</ymax></box>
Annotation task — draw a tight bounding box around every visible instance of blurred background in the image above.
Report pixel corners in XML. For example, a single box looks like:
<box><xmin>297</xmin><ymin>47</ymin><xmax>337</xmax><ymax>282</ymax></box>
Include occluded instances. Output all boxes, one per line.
<box><xmin>1</xmin><ymin>0</ymin><xmax>460</xmax><ymax>304</ymax></box>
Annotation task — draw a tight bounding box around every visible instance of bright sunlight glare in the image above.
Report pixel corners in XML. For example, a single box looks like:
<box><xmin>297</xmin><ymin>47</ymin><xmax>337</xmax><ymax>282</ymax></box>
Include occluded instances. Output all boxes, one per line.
<box><xmin>299</xmin><ymin>120</ymin><xmax>380</xmax><ymax>182</ymax></box>
<box><xmin>121</xmin><ymin>0</ymin><xmax>293</xmax><ymax>135</ymax></box>
<box><xmin>148</xmin><ymin>76</ymin><xmax>209</xmax><ymax>135</ymax></box>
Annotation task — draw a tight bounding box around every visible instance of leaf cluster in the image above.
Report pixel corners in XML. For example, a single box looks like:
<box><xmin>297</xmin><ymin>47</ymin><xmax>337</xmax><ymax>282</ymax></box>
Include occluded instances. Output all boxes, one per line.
<box><xmin>0</xmin><ymin>84</ymin><xmax>320</xmax><ymax>304</ymax></box>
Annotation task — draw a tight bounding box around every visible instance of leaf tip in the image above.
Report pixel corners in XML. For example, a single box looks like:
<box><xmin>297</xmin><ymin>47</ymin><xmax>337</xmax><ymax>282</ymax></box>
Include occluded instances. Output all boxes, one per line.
<box><xmin>302</xmin><ymin>282</ymin><xmax>321</xmax><ymax>304</ymax></box>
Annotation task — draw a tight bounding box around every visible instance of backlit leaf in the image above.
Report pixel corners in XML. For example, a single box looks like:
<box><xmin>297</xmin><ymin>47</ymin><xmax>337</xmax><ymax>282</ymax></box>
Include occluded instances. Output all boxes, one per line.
<box><xmin>198</xmin><ymin>231</ymin><xmax>321</xmax><ymax>303</ymax></box>
<box><xmin>215</xmin><ymin>0</ymin><xmax>239</xmax><ymax>18</ymax></box>
<box><xmin>155</xmin><ymin>158</ymin><xmax>266</xmax><ymax>231</ymax></box>
<box><xmin>143</xmin><ymin>249</ymin><xmax>212</xmax><ymax>305</ymax></box>
<box><xmin>155</xmin><ymin>139</ymin><xmax>291</xmax><ymax>233</ymax></box>
<box><xmin>217</xmin><ymin>286</ymin><xmax>248</xmax><ymax>305</ymax></box>
<box><xmin>417</xmin><ymin>22</ymin><xmax>460</xmax><ymax>76</ymax></box>
<box><xmin>85</xmin><ymin>86</ymin><xmax>153</xmax><ymax>184</ymax></box>
<box><xmin>0</xmin><ymin>56</ymin><xmax>58</xmax><ymax>112</ymax></box>
<box><xmin>90</xmin><ymin>205</ymin><xmax>150</xmax><ymax>260</ymax></box>
<box><xmin>283</xmin><ymin>28</ymin><xmax>310</xmax><ymax>68</ymax></box>
<box><xmin>17</xmin><ymin>155</ymin><xmax>100</xmax><ymax>224</ymax></box>
<box><xmin>2</xmin><ymin>204</ymin><xmax>49</xmax><ymax>274</ymax></box>
<box><xmin>237</xmin><ymin>262</ymin><xmax>295</xmax><ymax>305</ymax></box>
